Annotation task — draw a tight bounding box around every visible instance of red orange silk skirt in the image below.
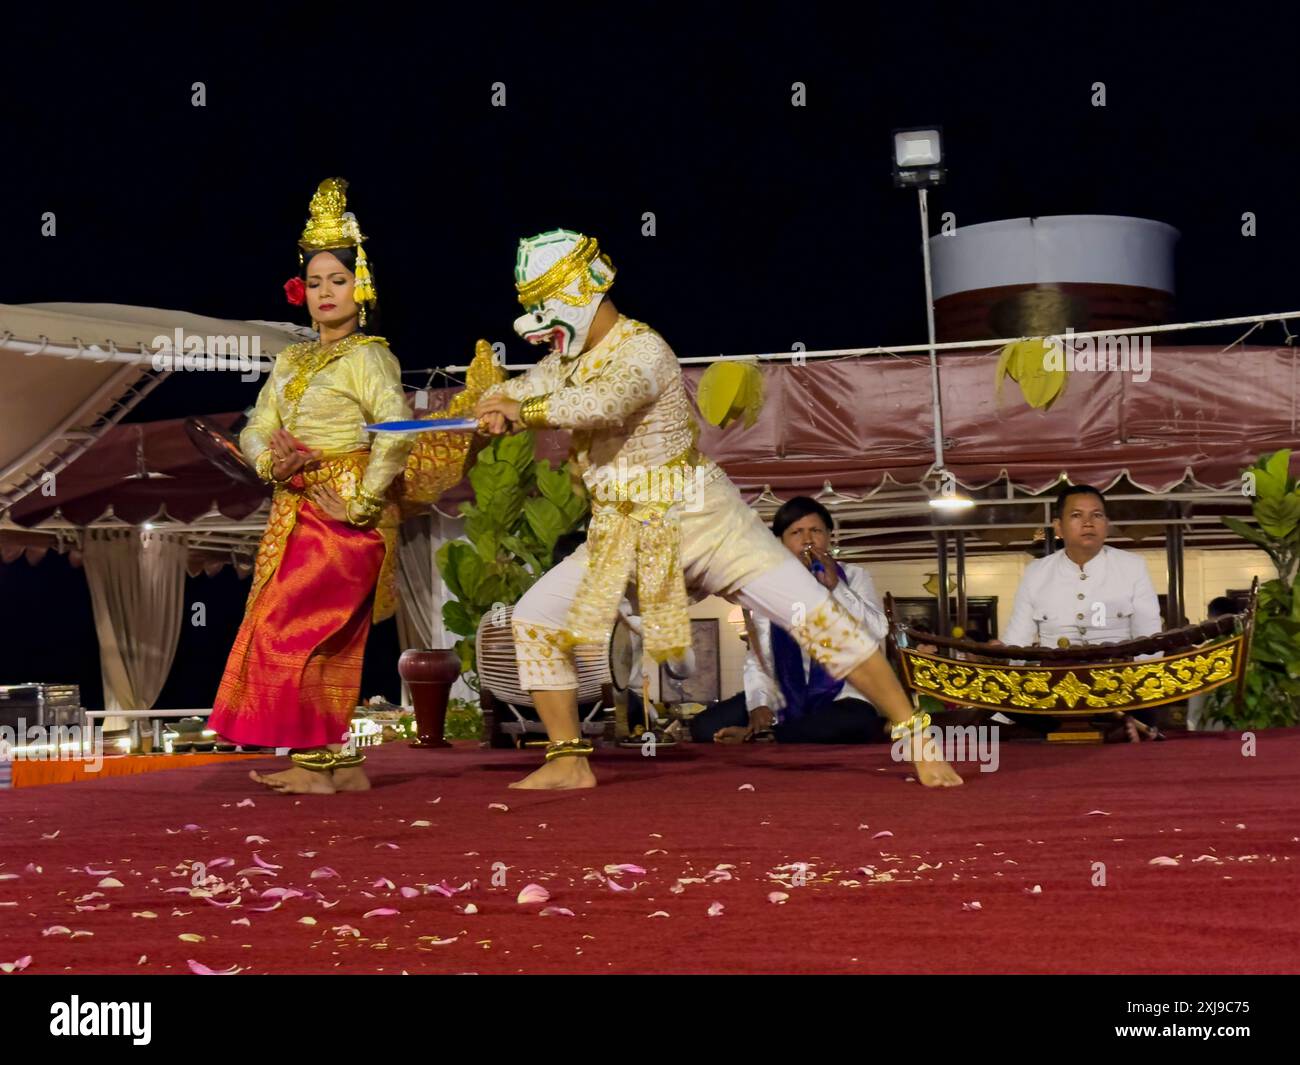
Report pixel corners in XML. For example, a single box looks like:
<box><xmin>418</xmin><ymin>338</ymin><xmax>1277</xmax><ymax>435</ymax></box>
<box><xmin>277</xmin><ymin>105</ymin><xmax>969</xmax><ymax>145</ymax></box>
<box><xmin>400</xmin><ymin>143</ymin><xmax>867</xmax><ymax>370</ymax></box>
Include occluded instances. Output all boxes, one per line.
<box><xmin>210</xmin><ymin>501</ymin><xmax>386</xmax><ymax>748</ymax></box>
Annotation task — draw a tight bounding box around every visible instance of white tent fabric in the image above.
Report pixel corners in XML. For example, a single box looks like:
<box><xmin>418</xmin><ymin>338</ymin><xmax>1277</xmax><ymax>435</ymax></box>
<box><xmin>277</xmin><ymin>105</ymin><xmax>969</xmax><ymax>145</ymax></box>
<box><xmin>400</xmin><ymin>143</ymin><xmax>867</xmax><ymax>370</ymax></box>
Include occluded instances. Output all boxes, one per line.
<box><xmin>395</xmin><ymin>512</ymin><xmax>473</xmax><ymax>703</ymax></box>
<box><xmin>0</xmin><ymin>303</ymin><xmax>304</xmax><ymax>514</ymax></box>
<box><xmin>83</xmin><ymin>529</ymin><xmax>188</xmax><ymax>725</ymax></box>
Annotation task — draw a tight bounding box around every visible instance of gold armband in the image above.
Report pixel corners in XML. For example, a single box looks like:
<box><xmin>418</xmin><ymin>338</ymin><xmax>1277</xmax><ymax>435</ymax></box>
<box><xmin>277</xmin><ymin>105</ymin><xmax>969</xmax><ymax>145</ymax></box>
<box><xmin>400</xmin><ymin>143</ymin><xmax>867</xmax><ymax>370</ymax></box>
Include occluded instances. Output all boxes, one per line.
<box><xmin>518</xmin><ymin>393</ymin><xmax>552</xmax><ymax>429</ymax></box>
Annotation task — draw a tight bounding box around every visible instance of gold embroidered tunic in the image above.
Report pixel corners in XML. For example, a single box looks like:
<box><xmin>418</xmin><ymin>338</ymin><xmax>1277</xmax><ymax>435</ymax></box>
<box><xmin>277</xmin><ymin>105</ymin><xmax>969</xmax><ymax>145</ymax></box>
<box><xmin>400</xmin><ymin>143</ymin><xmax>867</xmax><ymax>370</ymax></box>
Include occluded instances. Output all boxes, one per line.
<box><xmin>240</xmin><ymin>333</ymin><xmax>414</xmax><ymax>622</ymax></box>
<box><xmin>485</xmin><ymin>316</ymin><xmax>794</xmax><ymax>661</ymax></box>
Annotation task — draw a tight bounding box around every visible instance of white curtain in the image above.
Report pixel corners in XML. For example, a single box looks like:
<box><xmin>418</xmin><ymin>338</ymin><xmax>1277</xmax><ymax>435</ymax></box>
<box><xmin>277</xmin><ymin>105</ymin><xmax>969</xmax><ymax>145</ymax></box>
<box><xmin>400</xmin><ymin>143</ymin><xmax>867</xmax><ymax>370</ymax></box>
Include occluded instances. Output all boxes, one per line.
<box><xmin>83</xmin><ymin>529</ymin><xmax>188</xmax><ymax>726</ymax></box>
<box><xmin>395</xmin><ymin>512</ymin><xmax>473</xmax><ymax>703</ymax></box>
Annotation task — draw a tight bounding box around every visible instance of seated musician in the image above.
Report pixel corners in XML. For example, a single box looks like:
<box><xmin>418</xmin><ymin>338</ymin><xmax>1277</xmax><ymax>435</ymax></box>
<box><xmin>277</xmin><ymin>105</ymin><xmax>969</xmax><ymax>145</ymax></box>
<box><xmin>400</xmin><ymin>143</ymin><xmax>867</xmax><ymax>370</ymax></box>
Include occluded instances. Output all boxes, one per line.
<box><xmin>690</xmin><ymin>497</ymin><xmax>889</xmax><ymax>744</ymax></box>
<box><xmin>994</xmin><ymin>483</ymin><xmax>1164</xmax><ymax>741</ymax></box>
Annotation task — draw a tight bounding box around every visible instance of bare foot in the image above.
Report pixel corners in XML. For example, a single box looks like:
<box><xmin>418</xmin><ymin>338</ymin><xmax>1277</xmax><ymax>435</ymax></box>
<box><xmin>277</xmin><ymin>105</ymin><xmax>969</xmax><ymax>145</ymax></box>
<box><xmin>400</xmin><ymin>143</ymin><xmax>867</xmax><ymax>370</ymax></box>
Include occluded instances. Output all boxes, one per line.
<box><xmin>249</xmin><ymin>766</ymin><xmax>336</xmax><ymax>794</ymax></box>
<box><xmin>331</xmin><ymin>765</ymin><xmax>371</xmax><ymax>791</ymax></box>
<box><xmin>914</xmin><ymin>758</ymin><xmax>964</xmax><ymax>788</ymax></box>
<box><xmin>508</xmin><ymin>756</ymin><xmax>597</xmax><ymax>790</ymax></box>
<box><xmin>713</xmin><ymin>726</ymin><xmax>752</xmax><ymax>745</ymax></box>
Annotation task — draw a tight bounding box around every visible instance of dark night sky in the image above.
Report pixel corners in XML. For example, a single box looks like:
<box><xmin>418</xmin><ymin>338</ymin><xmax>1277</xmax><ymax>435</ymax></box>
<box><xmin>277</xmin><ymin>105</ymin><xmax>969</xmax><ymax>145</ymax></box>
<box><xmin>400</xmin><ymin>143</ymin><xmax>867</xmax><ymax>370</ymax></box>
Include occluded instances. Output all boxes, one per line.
<box><xmin>3</xmin><ymin>4</ymin><xmax>1297</xmax><ymax>707</ymax></box>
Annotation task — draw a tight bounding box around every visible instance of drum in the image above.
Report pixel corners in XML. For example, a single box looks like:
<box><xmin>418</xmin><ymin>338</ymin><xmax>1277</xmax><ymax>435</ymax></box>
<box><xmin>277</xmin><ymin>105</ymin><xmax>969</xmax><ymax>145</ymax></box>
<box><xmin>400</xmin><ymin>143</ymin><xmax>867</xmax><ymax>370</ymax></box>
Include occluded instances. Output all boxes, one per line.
<box><xmin>475</xmin><ymin>607</ymin><xmax>612</xmax><ymax>707</ymax></box>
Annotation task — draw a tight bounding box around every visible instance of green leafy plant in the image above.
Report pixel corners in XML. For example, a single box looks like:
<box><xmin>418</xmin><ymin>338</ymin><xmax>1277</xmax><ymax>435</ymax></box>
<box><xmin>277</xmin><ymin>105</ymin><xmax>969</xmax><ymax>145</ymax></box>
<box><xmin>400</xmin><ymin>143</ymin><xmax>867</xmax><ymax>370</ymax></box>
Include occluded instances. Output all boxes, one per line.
<box><xmin>444</xmin><ymin>698</ymin><xmax>485</xmax><ymax>741</ymax></box>
<box><xmin>437</xmin><ymin>431</ymin><xmax>587</xmax><ymax>689</ymax></box>
<box><xmin>1208</xmin><ymin>449</ymin><xmax>1300</xmax><ymax>728</ymax></box>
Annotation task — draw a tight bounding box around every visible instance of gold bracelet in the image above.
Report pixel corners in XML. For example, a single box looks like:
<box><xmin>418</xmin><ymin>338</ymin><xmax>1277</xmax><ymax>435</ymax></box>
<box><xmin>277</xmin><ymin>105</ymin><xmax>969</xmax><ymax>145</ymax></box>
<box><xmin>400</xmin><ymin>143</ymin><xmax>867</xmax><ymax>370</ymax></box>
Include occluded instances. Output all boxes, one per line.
<box><xmin>518</xmin><ymin>393</ymin><xmax>552</xmax><ymax>429</ymax></box>
<box><xmin>254</xmin><ymin>450</ymin><xmax>280</xmax><ymax>483</ymax></box>
<box><xmin>345</xmin><ymin>488</ymin><xmax>385</xmax><ymax>528</ymax></box>
<box><xmin>889</xmin><ymin>711</ymin><xmax>932</xmax><ymax>742</ymax></box>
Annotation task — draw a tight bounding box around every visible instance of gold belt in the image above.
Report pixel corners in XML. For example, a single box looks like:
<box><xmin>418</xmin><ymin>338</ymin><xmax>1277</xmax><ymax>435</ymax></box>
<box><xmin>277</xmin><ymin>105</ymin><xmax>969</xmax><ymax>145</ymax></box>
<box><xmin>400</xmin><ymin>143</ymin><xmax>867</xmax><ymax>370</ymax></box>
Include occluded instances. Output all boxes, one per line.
<box><xmin>566</xmin><ymin>447</ymin><xmax>699</xmax><ymax>661</ymax></box>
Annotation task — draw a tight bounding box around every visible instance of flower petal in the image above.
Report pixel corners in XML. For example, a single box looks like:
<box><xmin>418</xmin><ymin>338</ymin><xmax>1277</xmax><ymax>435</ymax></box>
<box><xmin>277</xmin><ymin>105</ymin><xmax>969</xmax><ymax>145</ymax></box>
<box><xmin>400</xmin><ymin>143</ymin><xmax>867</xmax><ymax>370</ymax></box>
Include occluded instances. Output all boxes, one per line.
<box><xmin>516</xmin><ymin>883</ymin><xmax>550</xmax><ymax>905</ymax></box>
<box><xmin>186</xmin><ymin>959</ymin><xmax>243</xmax><ymax>976</ymax></box>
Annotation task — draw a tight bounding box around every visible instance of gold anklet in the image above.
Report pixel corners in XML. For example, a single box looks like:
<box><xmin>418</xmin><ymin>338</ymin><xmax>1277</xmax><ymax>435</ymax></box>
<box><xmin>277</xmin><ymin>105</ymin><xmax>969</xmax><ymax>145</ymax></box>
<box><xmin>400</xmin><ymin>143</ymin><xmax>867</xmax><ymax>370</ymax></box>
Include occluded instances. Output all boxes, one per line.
<box><xmin>544</xmin><ymin>739</ymin><xmax>594</xmax><ymax>762</ymax></box>
<box><xmin>290</xmin><ymin>749</ymin><xmax>366</xmax><ymax>772</ymax></box>
<box><xmin>889</xmin><ymin>711</ymin><xmax>932</xmax><ymax>742</ymax></box>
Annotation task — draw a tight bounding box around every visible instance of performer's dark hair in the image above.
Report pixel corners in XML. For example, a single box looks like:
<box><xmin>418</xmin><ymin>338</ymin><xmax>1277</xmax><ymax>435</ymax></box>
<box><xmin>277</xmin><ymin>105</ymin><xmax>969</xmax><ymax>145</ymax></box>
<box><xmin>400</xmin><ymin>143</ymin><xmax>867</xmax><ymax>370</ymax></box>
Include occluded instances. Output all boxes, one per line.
<box><xmin>771</xmin><ymin>496</ymin><xmax>834</xmax><ymax>538</ymax></box>
<box><xmin>301</xmin><ymin>246</ymin><xmax>358</xmax><ymax>275</ymax></box>
<box><xmin>552</xmin><ymin>530</ymin><xmax>587</xmax><ymax>567</ymax></box>
<box><xmin>1053</xmin><ymin>483</ymin><xmax>1106</xmax><ymax>519</ymax></box>
<box><xmin>1207</xmin><ymin>596</ymin><xmax>1236</xmax><ymax>617</ymax></box>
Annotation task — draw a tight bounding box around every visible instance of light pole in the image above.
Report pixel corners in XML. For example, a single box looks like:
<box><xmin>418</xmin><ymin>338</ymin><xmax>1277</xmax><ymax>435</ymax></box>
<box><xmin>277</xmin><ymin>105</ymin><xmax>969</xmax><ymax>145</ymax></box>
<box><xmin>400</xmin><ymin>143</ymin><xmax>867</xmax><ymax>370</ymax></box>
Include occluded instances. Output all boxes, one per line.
<box><xmin>892</xmin><ymin>127</ymin><xmax>948</xmax><ymax>477</ymax></box>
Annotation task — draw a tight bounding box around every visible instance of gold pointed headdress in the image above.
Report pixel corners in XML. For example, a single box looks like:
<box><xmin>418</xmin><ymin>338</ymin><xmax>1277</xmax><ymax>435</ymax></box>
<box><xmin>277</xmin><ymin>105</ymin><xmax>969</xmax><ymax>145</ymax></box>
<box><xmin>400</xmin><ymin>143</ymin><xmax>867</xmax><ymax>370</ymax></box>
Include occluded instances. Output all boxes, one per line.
<box><xmin>298</xmin><ymin>177</ymin><xmax>377</xmax><ymax>322</ymax></box>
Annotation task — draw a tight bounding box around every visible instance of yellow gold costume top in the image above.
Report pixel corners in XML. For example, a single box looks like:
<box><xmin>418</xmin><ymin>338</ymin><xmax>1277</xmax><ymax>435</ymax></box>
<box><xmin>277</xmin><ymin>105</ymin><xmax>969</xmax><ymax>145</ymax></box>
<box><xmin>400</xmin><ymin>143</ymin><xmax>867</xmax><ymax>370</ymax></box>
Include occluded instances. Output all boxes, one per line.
<box><xmin>241</xmin><ymin>332</ymin><xmax>413</xmax><ymax>499</ymax></box>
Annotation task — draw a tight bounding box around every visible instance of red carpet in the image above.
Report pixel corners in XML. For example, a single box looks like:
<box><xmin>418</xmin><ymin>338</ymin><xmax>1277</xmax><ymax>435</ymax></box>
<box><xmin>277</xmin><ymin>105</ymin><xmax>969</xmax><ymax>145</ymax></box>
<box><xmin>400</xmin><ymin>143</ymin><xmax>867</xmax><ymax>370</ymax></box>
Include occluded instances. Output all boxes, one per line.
<box><xmin>2</xmin><ymin>731</ymin><xmax>1298</xmax><ymax>974</ymax></box>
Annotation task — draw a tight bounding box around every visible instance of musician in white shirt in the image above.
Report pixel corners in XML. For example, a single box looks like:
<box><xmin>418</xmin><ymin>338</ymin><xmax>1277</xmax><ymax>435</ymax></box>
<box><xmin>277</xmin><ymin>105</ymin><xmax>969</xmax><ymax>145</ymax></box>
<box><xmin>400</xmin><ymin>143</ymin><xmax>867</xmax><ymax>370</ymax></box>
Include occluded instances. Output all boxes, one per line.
<box><xmin>996</xmin><ymin>483</ymin><xmax>1164</xmax><ymax>740</ymax></box>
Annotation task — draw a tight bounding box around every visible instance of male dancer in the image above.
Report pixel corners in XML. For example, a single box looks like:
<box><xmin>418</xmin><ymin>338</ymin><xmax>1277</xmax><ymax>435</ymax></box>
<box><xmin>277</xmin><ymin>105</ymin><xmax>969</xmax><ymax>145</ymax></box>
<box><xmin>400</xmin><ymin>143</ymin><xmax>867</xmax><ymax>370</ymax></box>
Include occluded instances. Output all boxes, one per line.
<box><xmin>477</xmin><ymin>230</ymin><xmax>961</xmax><ymax>789</ymax></box>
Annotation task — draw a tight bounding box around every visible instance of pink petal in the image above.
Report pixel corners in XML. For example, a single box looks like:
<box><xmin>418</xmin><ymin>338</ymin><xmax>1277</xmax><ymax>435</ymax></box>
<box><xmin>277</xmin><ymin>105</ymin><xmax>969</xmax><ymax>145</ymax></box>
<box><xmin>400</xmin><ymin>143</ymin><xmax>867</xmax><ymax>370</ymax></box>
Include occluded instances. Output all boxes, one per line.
<box><xmin>202</xmin><ymin>896</ymin><xmax>243</xmax><ymax>908</ymax></box>
<box><xmin>606</xmin><ymin>879</ymin><xmax>638</xmax><ymax>893</ymax></box>
<box><xmin>310</xmin><ymin>867</ymin><xmax>339</xmax><ymax>880</ymax></box>
<box><xmin>235</xmin><ymin>868</ymin><xmax>275</xmax><ymax>878</ymax></box>
<box><xmin>1086</xmin><ymin>810</ymin><xmax>1111</xmax><ymax>817</ymax></box>
<box><xmin>364</xmin><ymin>908</ymin><xmax>400</xmax><ymax>918</ymax></box>
<box><xmin>1149</xmin><ymin>856</ymin><xmax>1181</xmax><ymax>866</ymax></box>
<box><xmin>871</xmin><ymin>831</ymin><xmax>894</xmax><ymax>840</ymax></box>
<box><xmin>375</xmin><ymin>843</ymin><xmax>399</xmax><ymax>850</ymax></box>
<box><xmin>207</xmin><ymin>858</ymin><xmax>235</xmax><ymax>869</ymax></box>
<box><xmin>247</xmin><ymin>901</ymin><xmax>283</xmax><ymax>913</ymax></box>
<box><xmin>962</xmin><ymin>901</ymin><xmax>982</xmax><ymax>911</ymax></box>
<box><xmin>372</xmin><ymin>878</ymin><xmax>396</xmax><ymax>889</ymax></box>
<box><xmin>400</xmin><ymin>887</ymin><xmax>420</xmax><ymax>899</ymax></box>
<box><xmin>488</xmin><ymin>803</ymin><xmax>509</xmax><ymax>812</ymax></box>
<box><xmin>245</xmin><ymin>835</ymin><xmax>270</xmax><ymax>845</ymax></box>
<box><xmin>252</xmin><ymin>853</ymin><xmax>282</xmax><ymax>871</ymax></box>
<box><xmin>768</xmin><ymin>892</ymin><xmax>789</xmax><ymax>904</ymax></box>
<box><xmin>707</xmin><ymin>903</ymin><xmax>724</xmax><ymax>917</ymax></box>
<box><xmin>259</xmin><ymin>888</ymin><xmax>305</xmax><ymax>901</ymax></box>
<box><xmin>237</xmin><ymin>799</ymin><xmax>255</xmax><ymax>808</ymax></box>
<box><xmin>24</xmin><ymin>863</ymin><xmax>42</xmax><ymax>875</ymax></box>
<box><xmin>0</xmin><ymin>956</ymin><xmax>33</xmax><ymax>973</ymax></box>
<box><xmin>183</xmin><ymin>824</ymin><xmax>201</xmax><ymax>832</ymax></box>
<box><xmin>186</xmin><ymin>959</ymin><xmax>242</xmax><ymax>976</ymax></box>
<box><xmin>84</xmin><ymin>866</ymin><xmax>112</xmax><ymax>876</ymax></box>
<box><xmin>539</xmin><ymin>906</ymin><xmax>575</xmax><ymax>917</ymax></box>
<box><xmin>1025</xmin><ymin>885</ymin><xmax>1043</xmax><ymax>895</ymax></box>
<box><xmin>737</xmin><ymin>783</ymin><xmax>755</xmax><ymax>792</ymax></box>
<box><xmin>646</xmin><ymin>911</ymin><xmax>670</xmax><ymax>918</ymax></box>
<box><xmin>603</xmin><ymin>864</ymin><xmax>646</xmax><ymax>876</ymax></box>
<box><xmin>516</xmin><ymin>884</ymin><xmax>550</xmax><ymax>905</ymax></box>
